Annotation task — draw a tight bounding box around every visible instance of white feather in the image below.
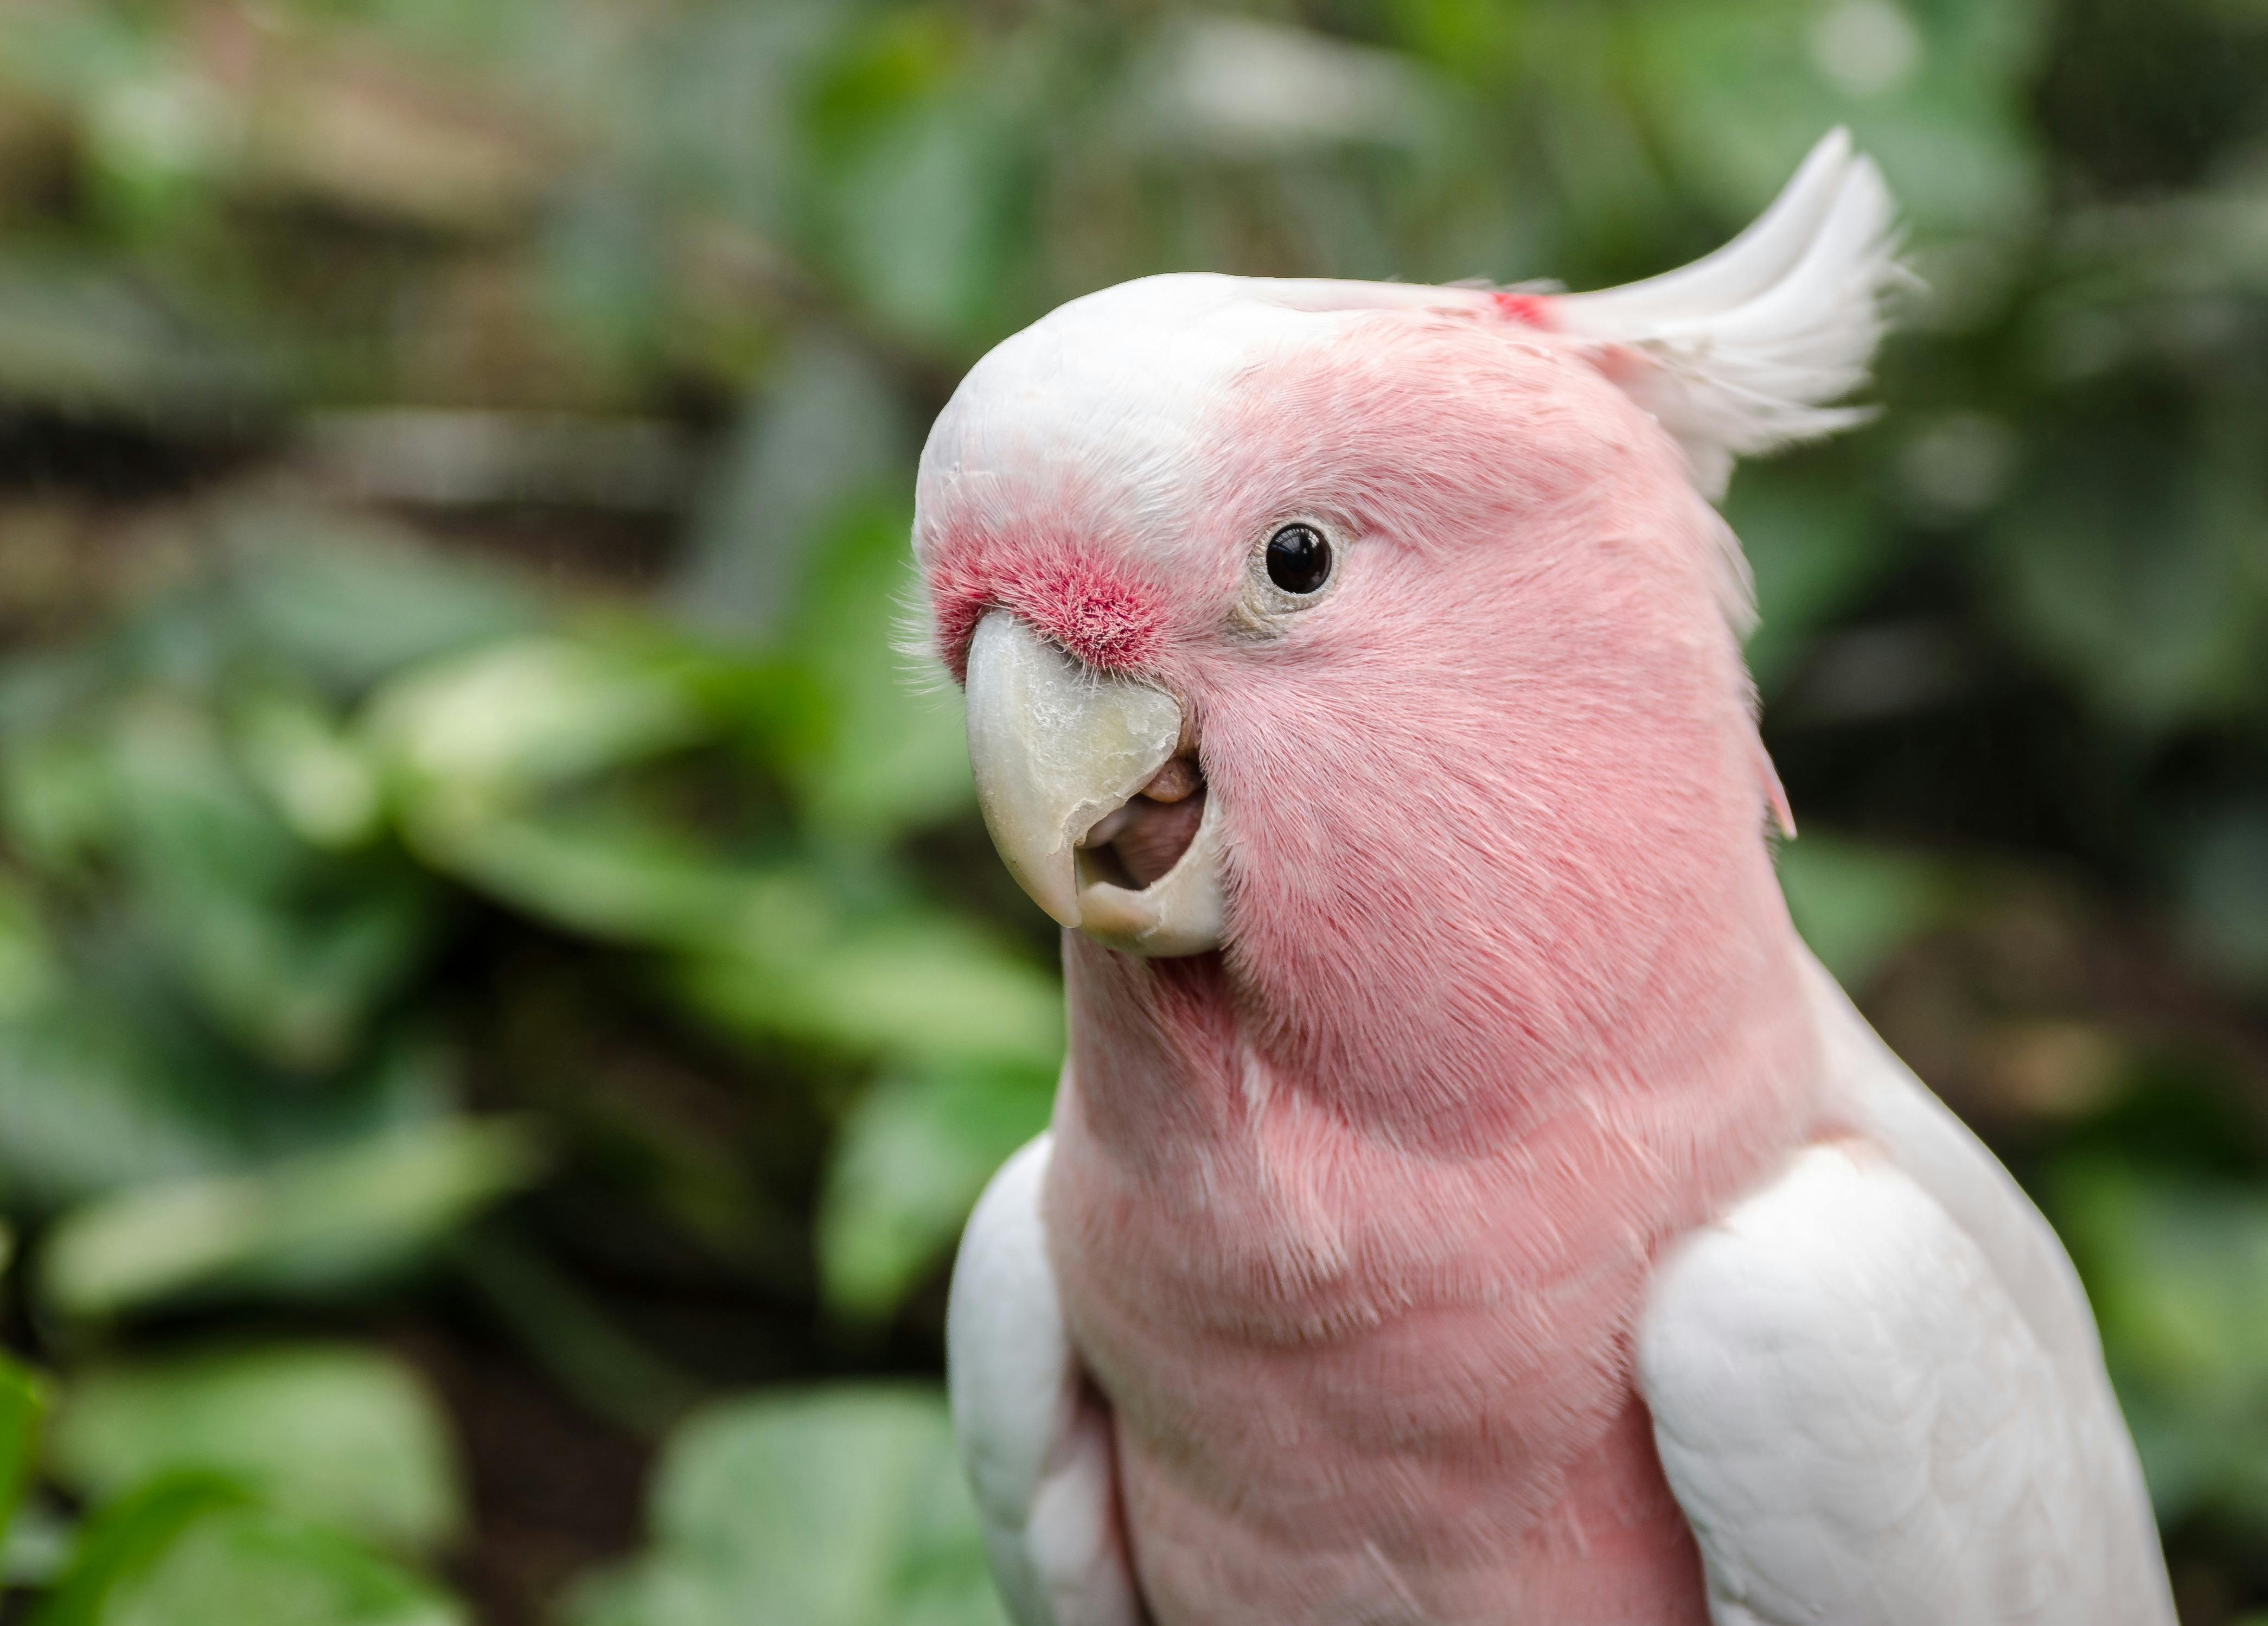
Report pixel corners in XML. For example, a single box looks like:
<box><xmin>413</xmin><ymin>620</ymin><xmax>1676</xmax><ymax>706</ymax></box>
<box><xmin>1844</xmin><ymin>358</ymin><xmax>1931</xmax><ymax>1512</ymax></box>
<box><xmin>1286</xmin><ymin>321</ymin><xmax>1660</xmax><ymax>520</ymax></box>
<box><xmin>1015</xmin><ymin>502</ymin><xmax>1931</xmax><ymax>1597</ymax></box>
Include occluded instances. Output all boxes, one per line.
<box><xmin>1553</xmin><ymin>129</ymin><xmax>1906</xmax><ymax>496</ymax></box>
<box><xmin>1637</xmin><ymin>955</ymin><xmax>2177</xmax><ymax>1626</ymax></box>
<box><xmin>946</xmin><ymin>1132</ymin><xmax>1142</xmax><ymax>1626</ymax></box>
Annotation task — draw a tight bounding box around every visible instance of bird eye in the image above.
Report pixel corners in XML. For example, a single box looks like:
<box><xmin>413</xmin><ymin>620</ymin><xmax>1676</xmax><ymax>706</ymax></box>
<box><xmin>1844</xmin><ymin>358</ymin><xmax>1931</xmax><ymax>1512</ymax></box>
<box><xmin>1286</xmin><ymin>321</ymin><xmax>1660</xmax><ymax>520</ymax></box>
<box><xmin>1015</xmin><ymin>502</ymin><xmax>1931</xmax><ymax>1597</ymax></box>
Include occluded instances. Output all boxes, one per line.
<box><xmin>1264</xmin><ymin>524</ymin><xmax>1333</xmax><ymax>595</ymax></box>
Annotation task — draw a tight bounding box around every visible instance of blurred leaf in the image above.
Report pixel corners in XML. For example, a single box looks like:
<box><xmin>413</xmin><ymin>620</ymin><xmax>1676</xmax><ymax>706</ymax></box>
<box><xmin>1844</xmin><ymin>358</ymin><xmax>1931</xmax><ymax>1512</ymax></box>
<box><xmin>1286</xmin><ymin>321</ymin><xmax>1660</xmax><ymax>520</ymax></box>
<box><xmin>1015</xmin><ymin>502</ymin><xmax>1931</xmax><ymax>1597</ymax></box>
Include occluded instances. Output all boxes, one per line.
<box><xmin>0</xmin><ymin>873</ymin><xmax>62</xmax><ymax>1020</ymax></box>
<box><xmin>108</xmin><ymin>698</ymin><xmax>437</xmax><ymax>1071</ymax></box>
<box><xmin>28</xmin><ymin>1474</ymin><xmax>258</xmax><ymax>1626</ymax></box>
<box><xmin>832</xmin><ymin>101</ymin><xmax>1022</xmax><ymax>351</ymax></box>
<box><xmin>0</xmin><ymin>731</ymin><xmax>116</xmax><ymax>879</ymax></box>
<box><xmin>801</xmin><ymin>9</ymin><xmax>1028</xmax><ymax>352</ymax></box>
<box><xmin>234</xmin><ymin>693</ymin><xmax>385</xmax><ymax>852</ymax></box>
<box><xmin>817</xmin><ymin>1059</ymin><xmax>1053</xmax><ymax>1322</ymax></box>
<box><xmin>2176</xmin><ymin>801</ymin><xmax>2268</xmax><ymax>991</ymax></box>
<box><xmin>1730</xmin><ymin>460</ymin><xmax>1899</xmax><ymax>689</ymax></box>
<box><xmin>0</xmin><ymin>1354</ymin><xmax>54</xmax><ymax>1554</ymax></box>
<box><xmin>41</xmin><ymin>1117</ymin><xmax>547</xmax><ymax>1317</ymax></box>
<box><xmin>414</xmin><ymin>805</ymin><xmax>750</xmax><ymax>949</ymax></box>
<box><xmin>1631</xmin><ymin>0</ymin><xmax>2046</xmax><ymax>238</ymax></box>
<box><xmin>222</xmin><ymin>507</ymin><xmax>546</xmax><ymax>697</ymax></box>
<box><xmin>372</xmin><ymin>637</ymin><xmax>704</xmax><ymax>821</ymax></box>
<box><xmin>0</xmin><ymin>1012</ymin><xmax>240</xmax><ymax>1210</ymax></box>
<box><xmin>9</xmin><ymin>1500</ymin><xmax>80</xmax><ymax>1589</ymax></box>
<box><xmin>1985</xmin><ymin>423</ymin><xmax>2268</xmax><ymax>730</ymax></box>
<box><xmin>51</xmin><ymin>1345</ymin><xmax>464</xmax><ymax>1554</ymax></box>
<box><xmin>1776</xmin><ymin>833</ymin><xmax>1960</xmax><ymax>986</ymax></box>
<box><xmin>34</xmin><ymin>1481</ymin><xmax>463</xmax><ymax>1626</ymax></box>
<box><xmin>0</xmin><ymin>255</ymin><xmax>267</xmax><ymax>426</ymax></box>
<box><xmin>2050</xmin><ymin>1158</ymin><xmax>2268</xmax><ymax>1528</ymax></box>
<box><xmin>783</xmin><ymin>501</ymin><xmax>970</xmax><ymax>844</ymax></box>
<box><xmin>685</xmin><ymin>899</ymin><xmax>1062</xmax><ymax>1070</ymax></box>
<box><xmin>566</xmin><ymin>1386</ymin><xmax>1002</xmax><ymax>1626</ymax></box>
<box><xmin>673</xmin><ymin>336</ymin><xmax>909</xmax><ymax>642</ymax></box>
<box><xmin>1129</xmin><ymin>15</ymin><xmax>1451</xmax><ymax>160</ymax></box>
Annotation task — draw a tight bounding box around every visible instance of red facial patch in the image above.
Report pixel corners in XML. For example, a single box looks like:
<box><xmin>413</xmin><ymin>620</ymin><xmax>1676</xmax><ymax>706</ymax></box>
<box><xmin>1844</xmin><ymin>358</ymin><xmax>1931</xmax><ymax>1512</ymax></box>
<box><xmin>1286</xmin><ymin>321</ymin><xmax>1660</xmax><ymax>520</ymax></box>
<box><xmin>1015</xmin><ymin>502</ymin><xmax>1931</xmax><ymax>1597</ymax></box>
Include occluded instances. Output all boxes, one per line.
<box><xmin>929</xmin><ymin>537</ymin><xmax>1168</xmax><ymax>681</ymax></box>
<box><xmin>1490</xmin><ymin>292</ymin><xmax>1557</xmax><ymax>329</ymax></box>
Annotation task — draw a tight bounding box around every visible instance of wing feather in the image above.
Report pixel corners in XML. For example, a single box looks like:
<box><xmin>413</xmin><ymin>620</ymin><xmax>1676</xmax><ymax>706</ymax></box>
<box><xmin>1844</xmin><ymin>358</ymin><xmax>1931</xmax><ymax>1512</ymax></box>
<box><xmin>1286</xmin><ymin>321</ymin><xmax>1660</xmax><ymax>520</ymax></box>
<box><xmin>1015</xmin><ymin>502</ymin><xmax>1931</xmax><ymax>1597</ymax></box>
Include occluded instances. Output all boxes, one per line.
<box><xmin>947</xmin><ymin>1133</ymin><xmax>1143</xmax><ymax>1626</ymax></box>
<box><xmin>1639</xmin><ymin>1134</ymin><xmax>2175</xmax><ymax>1626</ymax></box>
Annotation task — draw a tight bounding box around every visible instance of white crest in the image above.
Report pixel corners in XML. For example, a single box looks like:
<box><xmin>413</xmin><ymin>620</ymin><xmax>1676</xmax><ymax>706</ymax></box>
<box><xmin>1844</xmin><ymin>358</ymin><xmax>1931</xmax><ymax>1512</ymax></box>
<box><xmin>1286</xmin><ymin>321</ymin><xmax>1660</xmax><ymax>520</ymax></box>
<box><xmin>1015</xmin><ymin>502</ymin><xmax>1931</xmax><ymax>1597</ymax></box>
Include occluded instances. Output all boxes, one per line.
<box><xmin>1551</xmin><ymin>128</ymin><xmax>1906</xmax><ymax>498</ymax></box>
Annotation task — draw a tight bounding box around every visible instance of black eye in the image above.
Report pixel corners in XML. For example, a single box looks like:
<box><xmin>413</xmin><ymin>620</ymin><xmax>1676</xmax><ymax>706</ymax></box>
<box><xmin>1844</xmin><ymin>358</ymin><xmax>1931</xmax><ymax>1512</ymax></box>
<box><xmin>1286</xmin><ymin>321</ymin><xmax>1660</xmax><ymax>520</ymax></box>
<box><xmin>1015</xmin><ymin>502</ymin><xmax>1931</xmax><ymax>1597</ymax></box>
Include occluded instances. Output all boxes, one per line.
<box><xmin>1264</xmin><ymin>524</ymin><xmax>1333</xmax><ymax>595</ymax></box>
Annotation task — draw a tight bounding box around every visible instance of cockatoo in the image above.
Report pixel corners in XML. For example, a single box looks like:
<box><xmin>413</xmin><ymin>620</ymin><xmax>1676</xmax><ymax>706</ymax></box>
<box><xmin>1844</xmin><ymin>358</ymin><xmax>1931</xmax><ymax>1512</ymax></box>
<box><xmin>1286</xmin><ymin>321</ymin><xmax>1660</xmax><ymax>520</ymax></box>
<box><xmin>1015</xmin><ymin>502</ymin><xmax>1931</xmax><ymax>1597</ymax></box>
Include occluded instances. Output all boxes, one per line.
<box><xmin>919</xmin><ymin>131</ymin><xmax>2176</xmax><ymax>1625</ymax></box>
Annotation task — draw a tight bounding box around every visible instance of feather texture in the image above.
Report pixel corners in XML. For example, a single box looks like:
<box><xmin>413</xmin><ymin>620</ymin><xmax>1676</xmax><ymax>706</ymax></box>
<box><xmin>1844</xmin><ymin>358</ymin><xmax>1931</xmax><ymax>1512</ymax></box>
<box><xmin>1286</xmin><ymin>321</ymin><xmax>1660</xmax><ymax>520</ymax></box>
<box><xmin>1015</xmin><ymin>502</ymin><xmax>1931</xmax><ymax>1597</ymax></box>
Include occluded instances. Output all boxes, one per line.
<box><xmin>1552</xmin><ymin>128</ymin><xmax>1905</xmax><ymax>496</ymax></box>
<box><xmin>1637</xmin><ymin>957</ymin><xmax>2175</xmax><ymax>1626</ymax></box>
<box><xmin>947</xmin><ymin>1133</ymin><xmax>1142</xmax><ymax>1626</ymax></box>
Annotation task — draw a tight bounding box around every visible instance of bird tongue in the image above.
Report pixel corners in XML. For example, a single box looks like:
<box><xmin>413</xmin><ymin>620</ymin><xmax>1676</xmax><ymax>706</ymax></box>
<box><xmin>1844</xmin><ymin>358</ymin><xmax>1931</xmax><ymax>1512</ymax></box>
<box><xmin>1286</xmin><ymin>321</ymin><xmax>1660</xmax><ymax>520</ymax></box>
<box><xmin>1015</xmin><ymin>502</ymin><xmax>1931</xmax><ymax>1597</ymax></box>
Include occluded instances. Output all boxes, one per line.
<box><xmin>1081</xmin><ymin>757</ymin><xmax>1205</xmax><ymax>890</ymax></box>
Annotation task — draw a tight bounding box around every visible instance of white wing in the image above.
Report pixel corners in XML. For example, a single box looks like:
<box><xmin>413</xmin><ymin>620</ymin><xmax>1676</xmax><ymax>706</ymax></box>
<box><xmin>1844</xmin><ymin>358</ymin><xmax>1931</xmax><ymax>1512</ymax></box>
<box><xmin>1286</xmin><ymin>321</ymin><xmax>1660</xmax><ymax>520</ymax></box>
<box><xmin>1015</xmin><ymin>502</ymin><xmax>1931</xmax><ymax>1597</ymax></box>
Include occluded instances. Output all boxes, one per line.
<box><xmin>1637</xmin><ymin>959</ymin><xmax>2175</xmax><ymax>1626</ymax></box>
<box><xmin>945</xmin><ymin>1132</ymin><xmax>1143</xmax><ymax>1626</ymax></box>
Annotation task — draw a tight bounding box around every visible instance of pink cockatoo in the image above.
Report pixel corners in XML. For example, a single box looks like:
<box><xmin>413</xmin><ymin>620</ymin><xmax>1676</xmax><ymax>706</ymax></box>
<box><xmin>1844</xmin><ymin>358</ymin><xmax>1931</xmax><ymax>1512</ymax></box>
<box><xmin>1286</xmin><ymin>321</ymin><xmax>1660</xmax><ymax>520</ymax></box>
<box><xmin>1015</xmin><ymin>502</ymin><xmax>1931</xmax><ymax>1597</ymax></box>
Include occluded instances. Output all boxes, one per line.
<box><xmin>919</xmin><ymin>131</ymin><xmax>2176</xmax><ymax>1625</ymax></box>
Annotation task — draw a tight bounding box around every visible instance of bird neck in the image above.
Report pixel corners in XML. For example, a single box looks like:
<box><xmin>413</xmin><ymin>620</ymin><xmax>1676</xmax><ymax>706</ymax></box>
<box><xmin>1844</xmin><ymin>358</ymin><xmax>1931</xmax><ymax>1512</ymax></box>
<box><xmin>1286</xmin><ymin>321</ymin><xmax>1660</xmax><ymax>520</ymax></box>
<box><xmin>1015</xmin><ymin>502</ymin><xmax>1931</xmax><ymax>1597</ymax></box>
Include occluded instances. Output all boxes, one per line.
<box><xmin>1061</xmin><ymin>832</ymin><xmax>1821</xmax><ymax>1171</ymax></box>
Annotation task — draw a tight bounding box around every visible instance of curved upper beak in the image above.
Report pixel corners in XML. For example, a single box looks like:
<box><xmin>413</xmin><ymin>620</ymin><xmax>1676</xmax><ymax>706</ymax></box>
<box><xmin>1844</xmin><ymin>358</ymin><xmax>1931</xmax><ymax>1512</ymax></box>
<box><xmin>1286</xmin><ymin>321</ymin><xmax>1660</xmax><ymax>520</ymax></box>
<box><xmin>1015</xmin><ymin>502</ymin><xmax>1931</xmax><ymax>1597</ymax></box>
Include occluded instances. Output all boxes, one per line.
<box><xmin>962</xmin><ymin>611</ymin><xmax>1223</xmax><ymax>957</ymax></box>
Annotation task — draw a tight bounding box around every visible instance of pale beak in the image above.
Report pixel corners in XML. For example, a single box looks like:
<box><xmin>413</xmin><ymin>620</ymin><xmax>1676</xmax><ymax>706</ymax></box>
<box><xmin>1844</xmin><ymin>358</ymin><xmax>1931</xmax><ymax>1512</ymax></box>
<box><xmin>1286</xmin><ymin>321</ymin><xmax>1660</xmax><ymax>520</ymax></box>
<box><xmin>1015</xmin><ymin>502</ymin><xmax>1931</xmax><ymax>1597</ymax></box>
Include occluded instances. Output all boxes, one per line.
<box><xmin>963</xmin><ymin>611</ymin><xmax>1224</xmax><ymax>957</ymax></box>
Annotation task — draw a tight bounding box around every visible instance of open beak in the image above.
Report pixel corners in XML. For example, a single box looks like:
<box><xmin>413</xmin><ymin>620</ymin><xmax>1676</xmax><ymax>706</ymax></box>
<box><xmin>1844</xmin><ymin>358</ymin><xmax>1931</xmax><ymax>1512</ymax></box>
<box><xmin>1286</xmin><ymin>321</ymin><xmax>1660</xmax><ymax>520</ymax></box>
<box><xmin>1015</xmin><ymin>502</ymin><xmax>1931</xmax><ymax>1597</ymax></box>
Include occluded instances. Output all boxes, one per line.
<box><xmin>963</xmin><ymin>611</ymin><xmax>1223</xmax><ymax>957</ymax></box>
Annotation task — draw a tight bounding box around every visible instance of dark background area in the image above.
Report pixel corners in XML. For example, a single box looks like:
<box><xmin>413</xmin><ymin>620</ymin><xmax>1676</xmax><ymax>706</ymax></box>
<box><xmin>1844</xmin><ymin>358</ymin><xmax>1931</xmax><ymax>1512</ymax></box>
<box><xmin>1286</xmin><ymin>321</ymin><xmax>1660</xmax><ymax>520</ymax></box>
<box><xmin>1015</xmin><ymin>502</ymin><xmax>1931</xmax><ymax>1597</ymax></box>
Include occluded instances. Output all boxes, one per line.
<box><xmin>0</xmin><ymin>2</ymin><xmax>2262</xmax><ymax>1623</ymax></box>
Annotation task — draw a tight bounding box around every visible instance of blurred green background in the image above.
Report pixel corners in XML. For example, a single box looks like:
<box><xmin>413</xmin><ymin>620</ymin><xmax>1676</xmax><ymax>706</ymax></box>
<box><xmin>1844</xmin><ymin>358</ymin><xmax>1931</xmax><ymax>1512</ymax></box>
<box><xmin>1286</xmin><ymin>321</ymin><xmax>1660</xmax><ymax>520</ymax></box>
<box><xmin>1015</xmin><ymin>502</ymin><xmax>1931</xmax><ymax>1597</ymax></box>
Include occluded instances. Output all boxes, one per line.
<box><xmin>0</xmin><ymin>0</ymin><xmax>2260</xmax><ymax>1622</ymax></box>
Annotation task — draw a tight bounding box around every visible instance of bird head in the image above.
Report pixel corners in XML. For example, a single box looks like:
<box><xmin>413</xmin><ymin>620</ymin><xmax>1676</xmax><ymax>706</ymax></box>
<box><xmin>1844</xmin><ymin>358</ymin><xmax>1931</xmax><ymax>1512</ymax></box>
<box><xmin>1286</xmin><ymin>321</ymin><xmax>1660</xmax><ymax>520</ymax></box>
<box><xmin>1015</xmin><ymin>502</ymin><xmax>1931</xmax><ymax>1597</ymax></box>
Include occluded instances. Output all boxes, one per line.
<box><xmin>913</xmin><ymin>132</ymin><xmax>1899</xmax><ymax>1094</ymax></box>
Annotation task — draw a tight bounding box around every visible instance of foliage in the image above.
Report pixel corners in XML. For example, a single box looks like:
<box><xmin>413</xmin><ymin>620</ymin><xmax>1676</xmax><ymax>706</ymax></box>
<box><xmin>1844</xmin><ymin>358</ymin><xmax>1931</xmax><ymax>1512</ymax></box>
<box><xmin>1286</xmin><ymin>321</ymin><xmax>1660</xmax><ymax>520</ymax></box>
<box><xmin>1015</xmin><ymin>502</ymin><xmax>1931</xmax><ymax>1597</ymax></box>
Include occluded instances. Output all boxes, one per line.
<box><xmin>0</xmin><ymin>0</ymin><xmax>2259</xmax><ymax>1620</ymax></box>
<box><xmin>568</xmin><ymin>1388</ymin><xmax>1002</xmax><ymax>1626</ymax></box>
<box><xmin>50</xmin><ymin>1345</ymin><xmax>465</xmax><ymax>1554</ymax></box>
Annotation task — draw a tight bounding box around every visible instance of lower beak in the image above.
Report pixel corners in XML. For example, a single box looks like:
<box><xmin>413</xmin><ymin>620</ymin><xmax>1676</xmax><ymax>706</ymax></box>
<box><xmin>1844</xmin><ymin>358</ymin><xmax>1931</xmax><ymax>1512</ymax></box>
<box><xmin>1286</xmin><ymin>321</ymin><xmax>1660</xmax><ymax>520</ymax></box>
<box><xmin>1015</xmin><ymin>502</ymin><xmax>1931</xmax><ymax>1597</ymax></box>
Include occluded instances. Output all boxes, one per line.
<box><xmin>962</xmin><ymin>611</ymin><xmax>1223</xmax><ymax>957</ymax></box>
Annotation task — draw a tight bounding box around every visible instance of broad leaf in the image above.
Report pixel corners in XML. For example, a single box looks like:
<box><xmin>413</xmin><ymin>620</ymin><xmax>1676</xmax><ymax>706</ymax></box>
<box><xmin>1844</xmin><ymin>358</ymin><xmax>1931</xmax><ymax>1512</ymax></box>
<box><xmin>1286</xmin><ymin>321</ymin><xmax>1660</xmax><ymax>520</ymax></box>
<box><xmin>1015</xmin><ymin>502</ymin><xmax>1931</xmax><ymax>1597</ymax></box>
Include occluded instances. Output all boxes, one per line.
<box><xmin>568</xmin><ymin>1386</ymin><xmax>1003</xmax><ymax>1626</ymax></box>
<box><xmin>34</xmin><ymin>1482</ymin><xmax>463</xmax><ymax>1626</ymax></box>
<box><xmin>41</xmin><ymin>1118</ymin><xmax>546</xmax><ymax>1317</ymax></box>
<box><xmin>817</xmin><ymin>1059</ymin><xmax>1054</xmax><ymax>1323</ymax></box>
<box><xmin>50</xmin><ymin>1345</ymin><xmax>464</xmax><ymax>1554</ymax></box>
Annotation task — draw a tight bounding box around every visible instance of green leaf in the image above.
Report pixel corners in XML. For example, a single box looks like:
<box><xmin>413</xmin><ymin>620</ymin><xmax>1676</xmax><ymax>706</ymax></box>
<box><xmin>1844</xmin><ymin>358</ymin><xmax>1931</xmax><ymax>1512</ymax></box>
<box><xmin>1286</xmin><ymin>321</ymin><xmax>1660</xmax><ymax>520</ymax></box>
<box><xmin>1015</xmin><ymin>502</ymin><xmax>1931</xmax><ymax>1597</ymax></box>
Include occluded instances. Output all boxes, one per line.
<box><xmin>0</xmin><ymin>1011</ymin><xmax>240</xmax><ymax>1210</ymax></box>
<box><xmin>672</xmin><ymin>335</ymin><xmax>909</xmax><ymax>642</ymax></box>
<box><xmin>681</xmin><ymin>901</ymin><xmax>1063</xmax><ymax>1070</ymax></box>
<box><xmin>29</xmin><ymin>1474</ymin><xmax>258</xmax><ymax>1626</ymax></box>
<box><xmin>50</xmin><ymin>1346</ymin><xmax>464</xmax><ymax>1554</ymax></box>
<box><xmin>40</xmin><ymin>1117</ymin><xmax>547</xmax><ymax>1317</ymax></box>
<box><xmin>106</xmin><ymin>697</ymin><xmax>439</xmax><ymax>1072</ymax></box>
<box><xmin>1728</xmin><ymin>460</ymin><xmax>1899</xmax><ymax>690</ymax></box>
<box><xmin>781</xmin><ymin>502</ymin><xmax>972</xmax><ymax>846</ymax></box>
<box><xmin>1985</xmin><ymin>422</ymin><xmax>2268</xmax><ymax>731</ymax></box>
<box><xmin>8</xmin><ymin>1499</ymin><xmax>79</xmax><ymax>1589</ymax></box>
<box><xmin>220</xmin><ymin>506</ymin><xmax>545</xmax><ymax>696</ymax></box>
<box><xmin>0</xmin><ymin>255</ymin><xmax>267</xmax><ymax>426</ymax></box>
<box><xmin>0</xmin><ymin>873</ymin><xmax>63</xmax><ymax>1021</ymax></box>
<box><xmin>817</xmin><ymin>1059</ymin><xmax>1054</xmax><ymax>1322</ymax></box>
<box><xmin>34</xmin><ymin>1485</ymin><xmax>463</xmax><ymax>1626</ymax></box>
<box><xmin>2049</xmin><ymin>1158</ymin><xmax>2268</xmax><ymax>1528</ymax></box>
<box><xmin>1775</xmin><ymin>834</ymin><xmax>1960</xmax><ymax>987</ymax></box>
<box><xmin>0</xmin><ymin>1354</ymin><xmax>54</xmax><ymax>1553</ymax></box>
<box><xmin>408</xmin><ymin>805</ymin><xmax>749</xmax><ymax>951</ymax></box>
<box><xmin>233</xmin><ymin>693</ymin><xmax>385</xmax><ymax>852</ymax></box>
<box><xmin>1628</xmin><ymin>0</ymin><xmax>2047</xmax><ymax>238</ymax></box>
<box><xmin>370</xmin><ymin>638</ymin><xmax>705</xmax><ymax>834</ymax></box>
<box><xmin>567</xmin><ymin>1386</ymin><xmax>1004</xmax><ymax>1626</ymax></box>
